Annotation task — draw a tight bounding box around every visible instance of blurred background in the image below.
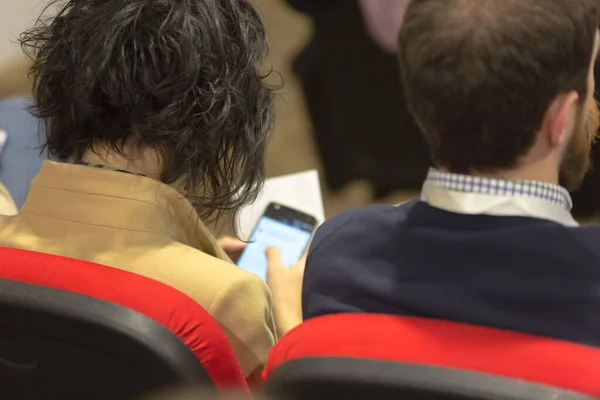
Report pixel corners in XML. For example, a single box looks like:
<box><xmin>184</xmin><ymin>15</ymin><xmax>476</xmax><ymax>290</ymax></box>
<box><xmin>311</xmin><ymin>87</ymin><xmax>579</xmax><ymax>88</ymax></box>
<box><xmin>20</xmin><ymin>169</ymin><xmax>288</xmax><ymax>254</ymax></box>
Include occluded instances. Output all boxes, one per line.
<box><xmin>1</xmin><ymin>0</ymin><xmax>599</xmax><ymax>221</ymax></box>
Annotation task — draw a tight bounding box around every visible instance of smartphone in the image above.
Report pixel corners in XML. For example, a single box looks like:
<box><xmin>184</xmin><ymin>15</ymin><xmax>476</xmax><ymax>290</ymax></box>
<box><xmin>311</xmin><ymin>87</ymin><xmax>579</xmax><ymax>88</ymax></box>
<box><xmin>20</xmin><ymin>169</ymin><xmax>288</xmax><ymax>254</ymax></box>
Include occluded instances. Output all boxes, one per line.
<box><xmin>237</xmin><ymin>202</ymin><xmax>317</xmax><ymax>281</ymax></box>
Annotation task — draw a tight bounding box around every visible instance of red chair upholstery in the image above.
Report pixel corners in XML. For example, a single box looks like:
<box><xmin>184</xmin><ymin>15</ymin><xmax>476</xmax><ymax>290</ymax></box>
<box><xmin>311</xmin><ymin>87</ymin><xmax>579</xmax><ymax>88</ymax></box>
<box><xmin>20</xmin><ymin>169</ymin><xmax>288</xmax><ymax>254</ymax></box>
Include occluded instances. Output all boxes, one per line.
<box><xmin>0</xmin><ymin>247</ymin><xmax>249</xmax><ymax>393</ymax></box>
<box><xmin>263</xmin><ymin>314</ymin><xmax>600</xmax><ymax>397</ymax></box>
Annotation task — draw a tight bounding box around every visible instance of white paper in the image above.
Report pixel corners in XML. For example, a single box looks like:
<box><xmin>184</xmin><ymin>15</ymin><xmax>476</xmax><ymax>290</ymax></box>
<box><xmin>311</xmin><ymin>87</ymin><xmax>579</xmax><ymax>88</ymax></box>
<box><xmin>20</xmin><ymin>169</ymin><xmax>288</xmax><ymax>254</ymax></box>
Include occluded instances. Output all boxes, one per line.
<box><xmin>236</xmin><ymin>170</ymin><xmax>325</xmax><ymax>240</ymax></box>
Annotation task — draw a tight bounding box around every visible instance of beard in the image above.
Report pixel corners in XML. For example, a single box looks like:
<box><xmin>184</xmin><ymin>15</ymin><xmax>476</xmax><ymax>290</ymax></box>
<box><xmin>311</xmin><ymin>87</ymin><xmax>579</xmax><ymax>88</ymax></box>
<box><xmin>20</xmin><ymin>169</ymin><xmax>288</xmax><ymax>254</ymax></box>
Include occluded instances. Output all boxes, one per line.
<box><xmin>559</xmin><ymin>100</ymin><xmax>600</xmax><ymax>191</ymax></box>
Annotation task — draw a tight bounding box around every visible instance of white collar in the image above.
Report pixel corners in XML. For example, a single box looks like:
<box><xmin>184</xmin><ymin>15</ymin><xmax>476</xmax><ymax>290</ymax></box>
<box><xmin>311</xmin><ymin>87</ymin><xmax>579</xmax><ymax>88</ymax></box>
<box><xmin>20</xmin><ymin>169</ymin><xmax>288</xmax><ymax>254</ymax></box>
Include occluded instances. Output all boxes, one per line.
<box><xmin>420</xmin><ymin>168</ymin><xmax>579</xmax><ymax>227</ymax></box>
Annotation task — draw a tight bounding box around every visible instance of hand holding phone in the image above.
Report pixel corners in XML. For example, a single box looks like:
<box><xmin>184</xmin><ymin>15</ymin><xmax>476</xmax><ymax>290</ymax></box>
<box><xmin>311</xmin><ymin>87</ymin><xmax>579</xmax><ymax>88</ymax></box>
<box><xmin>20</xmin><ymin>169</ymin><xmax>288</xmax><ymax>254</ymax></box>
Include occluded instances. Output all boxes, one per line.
<box><xmin>236</xmin><ymin>202</ymin><xmax>317</xmax><ymax>281</ymax></box>
<box><xmin>265</xmin><ymin>246</ymin><xmax>306</xmax><ymax>335</ymax></box>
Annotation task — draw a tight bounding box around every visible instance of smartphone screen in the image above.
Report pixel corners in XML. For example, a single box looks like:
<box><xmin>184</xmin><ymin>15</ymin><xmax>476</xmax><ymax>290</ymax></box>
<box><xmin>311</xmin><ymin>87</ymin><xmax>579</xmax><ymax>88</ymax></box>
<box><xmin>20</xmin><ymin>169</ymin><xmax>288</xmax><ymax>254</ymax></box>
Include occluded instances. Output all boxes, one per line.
<box><xmin>237</xmin><ymin>203</ymin><xmax>317</xmax><ymax>281</ymax></box>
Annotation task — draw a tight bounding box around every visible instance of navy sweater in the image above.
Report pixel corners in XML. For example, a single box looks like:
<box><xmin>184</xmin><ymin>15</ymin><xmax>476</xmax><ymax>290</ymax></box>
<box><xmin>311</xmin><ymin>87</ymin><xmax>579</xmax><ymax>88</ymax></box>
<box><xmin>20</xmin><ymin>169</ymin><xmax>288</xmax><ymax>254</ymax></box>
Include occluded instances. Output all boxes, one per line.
<box><xmin>303</xmin><ymin>200</ymin><xmax>600</xmax><ymax>347</ymax></box>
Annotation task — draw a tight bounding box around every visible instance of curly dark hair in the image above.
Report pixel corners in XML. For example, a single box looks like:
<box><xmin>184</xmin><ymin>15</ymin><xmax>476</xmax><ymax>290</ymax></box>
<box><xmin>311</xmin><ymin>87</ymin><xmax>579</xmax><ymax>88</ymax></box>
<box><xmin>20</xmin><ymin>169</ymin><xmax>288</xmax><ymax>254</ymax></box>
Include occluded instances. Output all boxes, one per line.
<box><xmin>20</xmin><ymin>0</ymin><xmax>275</xmax><ymax>221</ymax></box>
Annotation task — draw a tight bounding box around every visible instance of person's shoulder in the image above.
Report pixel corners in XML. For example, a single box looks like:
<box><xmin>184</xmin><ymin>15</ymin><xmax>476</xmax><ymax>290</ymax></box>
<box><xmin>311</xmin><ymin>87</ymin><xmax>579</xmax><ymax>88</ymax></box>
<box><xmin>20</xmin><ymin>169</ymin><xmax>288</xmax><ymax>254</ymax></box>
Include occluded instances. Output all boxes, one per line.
<box><xmin>140</xmin><ymin>241</ymin><xmax>269</xmax><ymax>306</ymax></box>
<box><xmin>321</xmin><ymin>200</ymin><xmax>416</xmax><ymax>231</ymax></box>
<box><xmin>563</xmin><ymin>224</ymin><xmax>600</xmax><ymax>260</ymax></box>
<box><xmin>309</xmin><ymin>199</ymin><xmax>419</xmax><ymax>256</ymax></box>
<box><xmin>167</xmin><ymin>242</ymin><xmax>264</xmax><ymax>281</ymax></box>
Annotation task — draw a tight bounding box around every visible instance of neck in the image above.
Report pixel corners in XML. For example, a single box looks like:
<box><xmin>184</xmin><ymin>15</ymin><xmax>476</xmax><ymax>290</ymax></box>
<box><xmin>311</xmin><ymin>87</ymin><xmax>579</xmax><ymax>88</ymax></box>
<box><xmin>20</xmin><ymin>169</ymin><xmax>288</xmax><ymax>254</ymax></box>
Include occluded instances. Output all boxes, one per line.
<box><xmin>81</xmin><ymin>144</ymin><xmax>163</xmax><ymax>181</ymax></box>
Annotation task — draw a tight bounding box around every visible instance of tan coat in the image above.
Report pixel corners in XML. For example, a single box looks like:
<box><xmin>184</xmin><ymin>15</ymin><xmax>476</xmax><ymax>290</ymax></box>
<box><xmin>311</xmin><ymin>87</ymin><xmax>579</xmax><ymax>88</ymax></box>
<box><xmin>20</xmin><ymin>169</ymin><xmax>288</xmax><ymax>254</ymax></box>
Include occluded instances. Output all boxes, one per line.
<box><xmin>0</xmin><ymin>160</ymin><xmax>276</xmax><ymax>376</ymax></box>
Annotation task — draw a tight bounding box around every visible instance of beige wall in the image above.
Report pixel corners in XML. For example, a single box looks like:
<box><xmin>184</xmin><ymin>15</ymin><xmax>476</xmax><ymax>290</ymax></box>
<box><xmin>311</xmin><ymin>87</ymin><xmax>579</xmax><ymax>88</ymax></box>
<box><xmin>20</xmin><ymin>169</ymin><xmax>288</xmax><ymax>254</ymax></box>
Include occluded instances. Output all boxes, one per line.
<box><xmin>0</xmin><ymin>0</ymin><xmax>48</xmax><ymax>98</ymax></box>
<box><xmin>0</xmin><ymin>0</ymin><xmax>47</xmax><ymax>60</ymax></box>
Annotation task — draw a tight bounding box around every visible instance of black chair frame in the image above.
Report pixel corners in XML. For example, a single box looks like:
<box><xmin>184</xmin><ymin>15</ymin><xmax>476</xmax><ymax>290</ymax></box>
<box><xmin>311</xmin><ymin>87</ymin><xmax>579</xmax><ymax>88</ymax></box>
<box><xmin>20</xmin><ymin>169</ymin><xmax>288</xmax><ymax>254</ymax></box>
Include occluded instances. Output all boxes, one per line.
<box><xmin>0</xmin><ymin>278</ymin><xmax>213</xmax><ymax>400</ymax></box>
<box><xmin>265</xmin><ymin>357</ymin><xmax>596</xmax><ymax>400</ymax></box>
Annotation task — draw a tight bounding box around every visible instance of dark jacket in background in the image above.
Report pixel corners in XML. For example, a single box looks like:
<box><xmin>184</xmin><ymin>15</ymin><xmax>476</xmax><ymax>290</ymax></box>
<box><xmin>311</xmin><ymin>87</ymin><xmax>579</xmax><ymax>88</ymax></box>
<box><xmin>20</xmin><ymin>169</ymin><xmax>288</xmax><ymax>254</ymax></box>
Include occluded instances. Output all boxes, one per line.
<box><xmin>285</xmin><ymin>0</ymin><xmax>431</xmax><ymax>196</ymax></box>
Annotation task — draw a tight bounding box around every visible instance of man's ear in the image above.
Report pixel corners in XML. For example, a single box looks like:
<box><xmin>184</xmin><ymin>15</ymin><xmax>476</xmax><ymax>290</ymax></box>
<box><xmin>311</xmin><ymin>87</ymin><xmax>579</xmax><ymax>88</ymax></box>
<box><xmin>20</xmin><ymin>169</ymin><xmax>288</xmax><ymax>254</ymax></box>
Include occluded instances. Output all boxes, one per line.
<box><xmin>542</xmin><ymin>91</ymin><xmax>580</xmax><ymax>147</ymax></box>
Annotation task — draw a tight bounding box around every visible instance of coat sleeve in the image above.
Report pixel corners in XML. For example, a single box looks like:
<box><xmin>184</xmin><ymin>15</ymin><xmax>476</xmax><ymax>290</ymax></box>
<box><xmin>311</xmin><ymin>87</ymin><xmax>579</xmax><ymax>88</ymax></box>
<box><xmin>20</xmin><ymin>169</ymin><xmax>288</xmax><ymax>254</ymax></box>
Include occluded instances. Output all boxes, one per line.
<box><xmin>209</xmin><ymin>274</ymin><xmax>277</xmax><ymax>377</ymax></box>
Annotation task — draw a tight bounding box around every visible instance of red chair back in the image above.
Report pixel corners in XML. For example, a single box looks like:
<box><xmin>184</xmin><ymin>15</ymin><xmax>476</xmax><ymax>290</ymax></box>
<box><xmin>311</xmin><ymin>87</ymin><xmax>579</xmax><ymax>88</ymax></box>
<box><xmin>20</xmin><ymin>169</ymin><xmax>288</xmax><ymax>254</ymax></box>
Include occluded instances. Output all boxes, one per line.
<box><xmin>264</xmin><ymin>314</ymin><xmax>600</xmax><ymax>397</ymax></box>
<box><xmin>0</xmin><ymin>247</ymin><xmax>248</xmax><ymax>393</ymax></box>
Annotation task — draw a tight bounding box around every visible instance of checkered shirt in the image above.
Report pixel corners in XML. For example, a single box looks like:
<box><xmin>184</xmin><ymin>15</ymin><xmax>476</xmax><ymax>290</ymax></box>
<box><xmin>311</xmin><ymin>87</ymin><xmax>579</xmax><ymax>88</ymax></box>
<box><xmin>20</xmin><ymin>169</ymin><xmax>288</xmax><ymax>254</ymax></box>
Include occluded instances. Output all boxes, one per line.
<box><xmin>424</xmin><ymin>168</ymin><xmax>573</xmax><ymax>211</ymax></box>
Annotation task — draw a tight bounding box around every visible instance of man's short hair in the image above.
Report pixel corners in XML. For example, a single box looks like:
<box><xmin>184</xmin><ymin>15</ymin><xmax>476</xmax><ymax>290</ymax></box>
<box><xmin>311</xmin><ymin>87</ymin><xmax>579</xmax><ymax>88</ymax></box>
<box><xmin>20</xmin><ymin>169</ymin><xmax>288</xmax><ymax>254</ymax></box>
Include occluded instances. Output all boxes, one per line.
<box><xmin>21</xmin><ymin>0</ymin><xmax>274</xmax><ymax>220</ymax></box>
<box><xmin>398</xmin><ymin>0</ymin><xmax>599</xmax><ymax>173</ymax></box>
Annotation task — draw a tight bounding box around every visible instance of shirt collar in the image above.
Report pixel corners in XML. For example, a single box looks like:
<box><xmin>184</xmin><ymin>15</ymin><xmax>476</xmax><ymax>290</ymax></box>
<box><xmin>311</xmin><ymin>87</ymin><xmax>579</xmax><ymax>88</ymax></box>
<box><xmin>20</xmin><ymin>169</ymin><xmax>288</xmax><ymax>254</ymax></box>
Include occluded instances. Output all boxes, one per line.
<box><xmin>420</xmin><ymin>168</ymin><xmax>578</xmax><ymax>227</ymax></box>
